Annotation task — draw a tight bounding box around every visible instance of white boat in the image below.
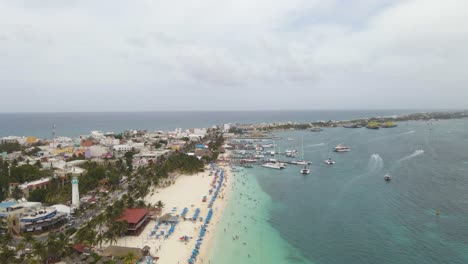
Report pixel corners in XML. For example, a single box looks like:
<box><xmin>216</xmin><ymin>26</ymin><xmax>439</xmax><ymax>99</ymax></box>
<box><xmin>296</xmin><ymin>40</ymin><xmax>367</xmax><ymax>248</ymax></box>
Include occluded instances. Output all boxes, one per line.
<box><xmin>384</xmin><ymin>174</ymin><xmax>391</xmax><ymax>181</ymax></box>
<box><xmin>334</xmin><ymin>144</ymin><xmax>351</xmax><ymax>152</ymax></box>
<box><xmin>262</xmin><ymin>162</ymin><xmax>284</xmax><ymax>170</ymax></box>
<box><xmin>291</xmin><ymin>160</ymin><xmax>311</xmax><ymax>165</ymax></box>
<box><xmin>300</xmin><ymin>165</ymin><xmax>310</xmax><ymax>174</ymax></box>
<box><xmin>240</xmin><ymin>159</ymin><xmax>256</xmax><ymax>163</ymax></box>
<box><xmin>324</xmin><ymin>158</ymin><xmax>335</xmax><ymax>165</ymax></box>
<box><xmin>287</xmin><ymin>138</ymin><xmax>294</xmax><ymax>141</ymax></box>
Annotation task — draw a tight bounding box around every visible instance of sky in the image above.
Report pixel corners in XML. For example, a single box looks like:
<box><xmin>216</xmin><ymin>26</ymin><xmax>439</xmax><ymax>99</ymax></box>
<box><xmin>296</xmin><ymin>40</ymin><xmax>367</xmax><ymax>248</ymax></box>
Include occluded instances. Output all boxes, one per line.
<box><xmin>0</xmin><ymin>0</ymin><xmax>467</xmax><ymax>112</ymax></box>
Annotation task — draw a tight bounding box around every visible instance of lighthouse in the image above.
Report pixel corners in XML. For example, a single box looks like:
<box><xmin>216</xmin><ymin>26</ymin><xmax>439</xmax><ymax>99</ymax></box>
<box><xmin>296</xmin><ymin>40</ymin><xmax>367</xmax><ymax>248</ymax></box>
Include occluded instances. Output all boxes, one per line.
<box><xmin>71</xmin><ymin>177</ymin><xmax>80</xmax><ymax>208</ymax></box>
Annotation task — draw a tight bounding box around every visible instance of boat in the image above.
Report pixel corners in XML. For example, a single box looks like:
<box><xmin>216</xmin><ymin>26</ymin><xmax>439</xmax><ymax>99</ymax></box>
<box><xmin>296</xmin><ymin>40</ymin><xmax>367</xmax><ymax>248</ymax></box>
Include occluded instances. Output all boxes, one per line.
<box><xmin>287</xmin><ymin>138</ymin><xmax>294</xmax><ymax>141</ymax></box>
<box><xmin>253</xmin><ymin>154</ymin><xmax>265</xmax><ymax>159</ymax></box>
<box><xmin>334</xmin><ymin>144</ymin><xmax>351</xmax><ymax>152</ymax></box>
<box><xmin>324</xmin><ymin>157</ymin><xmax>335</xmax><ymax>165</ymax></box>
<box><xmin>290</xmin><ymin>160</ymin><xmax>311</xmax><ymax>165</ymax></box>
<box><xmin>284</xmin><ymin>149</ymin><xmax>298</xmax><ymax>157</ymax></box>
<box><xmin>384</xmin><ymin>174</ymin><xmax>391</xmax><ymax>181</ymax></box>
<box><xmin>300</xmin><ymin>165</ymin><xmax>310</xmax><ymax>174</ymax></box>
<box><xmin>240</xmin><ymin>158</ymin><xmax>256</xmax><ymax>163</ymax></box>
<box><xmin>261</xmin><ymin>162</ymin><xmax>284</xmax><ymax>170</ymax></box>
<box><xmin>310</xmin><ymin>127</ymin><xmax>323</xmax><ymax>132</ymax></box>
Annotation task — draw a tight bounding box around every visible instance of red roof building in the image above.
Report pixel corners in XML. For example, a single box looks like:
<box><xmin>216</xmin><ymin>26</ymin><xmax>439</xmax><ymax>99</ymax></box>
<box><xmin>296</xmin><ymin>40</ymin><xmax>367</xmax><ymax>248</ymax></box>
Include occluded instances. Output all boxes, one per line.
<box><xmin>117</xmin><ymin>208</ymin><xmax>149</xmax><ymax>235</ymax></box>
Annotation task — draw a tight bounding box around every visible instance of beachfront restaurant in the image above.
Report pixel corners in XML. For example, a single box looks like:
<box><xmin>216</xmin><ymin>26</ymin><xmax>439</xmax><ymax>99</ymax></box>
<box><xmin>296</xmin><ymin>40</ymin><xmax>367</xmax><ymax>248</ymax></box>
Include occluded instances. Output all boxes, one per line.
<box><xmin>117</xmin><ymin>208</ymin><xmax>149</xmax><ymax>235</ymax></box>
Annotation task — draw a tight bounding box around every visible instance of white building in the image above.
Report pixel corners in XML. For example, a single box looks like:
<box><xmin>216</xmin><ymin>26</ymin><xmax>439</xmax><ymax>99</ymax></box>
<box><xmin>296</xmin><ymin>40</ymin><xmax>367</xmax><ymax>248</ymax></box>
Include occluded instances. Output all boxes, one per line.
<box><xmin>113</xmin><ymin>144</ymin><xmax>132</xmax><ymax>152</ymax></box>
<box><xmin>223</xmin><ymin>123</ymin><xmax>231</xmax><ymax>132</ymax></box>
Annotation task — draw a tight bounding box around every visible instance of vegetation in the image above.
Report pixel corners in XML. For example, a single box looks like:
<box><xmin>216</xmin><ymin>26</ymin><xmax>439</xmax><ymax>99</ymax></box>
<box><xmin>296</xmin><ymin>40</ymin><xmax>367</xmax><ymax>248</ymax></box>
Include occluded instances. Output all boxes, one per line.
<box><xmin>0</xmin><ymin>142</ymin><xmax>21</xmax><ymax>154</ymax></box>
<box><xmin>382</xmin><ymin>121</ymin><xmax>397</xmax><ymax>128</ymax></box>
<box><xmin>366</xmin><ymin>121</ymin><xmax>380</xmax><ymax>129</ymax></box>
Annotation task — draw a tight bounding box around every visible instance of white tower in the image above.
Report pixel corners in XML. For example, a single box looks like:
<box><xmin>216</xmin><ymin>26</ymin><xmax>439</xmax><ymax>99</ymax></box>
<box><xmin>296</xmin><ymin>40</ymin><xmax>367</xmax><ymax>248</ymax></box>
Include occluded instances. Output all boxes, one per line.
<box><xmin>71</xmin><ymin>177</ymin><xmax>80</xmax><ymax>208</ymax></box>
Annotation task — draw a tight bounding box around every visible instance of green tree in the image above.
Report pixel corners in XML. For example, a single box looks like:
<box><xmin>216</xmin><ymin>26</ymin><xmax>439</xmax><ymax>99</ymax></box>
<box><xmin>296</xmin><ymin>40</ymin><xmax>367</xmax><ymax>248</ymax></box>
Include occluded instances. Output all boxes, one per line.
<box><xmin>124</xmin><ymin>251</ymin><xmax>138</xmax><ymax>264</ymax></box>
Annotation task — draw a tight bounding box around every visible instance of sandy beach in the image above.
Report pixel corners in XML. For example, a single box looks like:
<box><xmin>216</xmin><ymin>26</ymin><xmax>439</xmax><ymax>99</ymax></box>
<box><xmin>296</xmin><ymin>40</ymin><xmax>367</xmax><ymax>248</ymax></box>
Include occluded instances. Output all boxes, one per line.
<box><xmin>111</xmin><ymin>153</ymin><xmax>233</xmax><ymax>264</ymax></box>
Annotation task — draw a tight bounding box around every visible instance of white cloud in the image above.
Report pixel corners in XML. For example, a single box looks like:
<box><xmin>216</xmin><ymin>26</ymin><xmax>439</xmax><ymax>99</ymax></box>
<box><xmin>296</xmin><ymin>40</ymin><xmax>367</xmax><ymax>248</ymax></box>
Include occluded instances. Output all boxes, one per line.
<box><xmin>0</xmin><ymin>0</ymin><xmax>467</xmax><ymax>111</ymax></box>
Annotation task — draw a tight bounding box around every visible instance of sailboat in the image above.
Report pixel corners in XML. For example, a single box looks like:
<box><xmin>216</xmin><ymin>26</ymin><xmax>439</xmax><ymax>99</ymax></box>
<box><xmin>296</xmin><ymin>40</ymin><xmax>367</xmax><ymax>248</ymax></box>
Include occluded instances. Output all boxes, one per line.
<box><xmin>299</xmin><ymin>136</ymin><xmax>310</xmax><ymax>174</ymax></box>
<box><xmin>292</xmin><ymin>136</ymin><xmax>311</xmax><ymax>165</ymax></box>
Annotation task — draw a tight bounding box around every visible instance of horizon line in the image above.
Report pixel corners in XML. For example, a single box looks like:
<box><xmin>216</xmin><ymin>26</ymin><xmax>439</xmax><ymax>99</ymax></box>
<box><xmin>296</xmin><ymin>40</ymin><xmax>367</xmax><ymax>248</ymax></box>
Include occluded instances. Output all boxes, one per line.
<box><xmin>0</xmin><ymin>108</ymin><xmax>465</xmax><ymax>114</ymax></box>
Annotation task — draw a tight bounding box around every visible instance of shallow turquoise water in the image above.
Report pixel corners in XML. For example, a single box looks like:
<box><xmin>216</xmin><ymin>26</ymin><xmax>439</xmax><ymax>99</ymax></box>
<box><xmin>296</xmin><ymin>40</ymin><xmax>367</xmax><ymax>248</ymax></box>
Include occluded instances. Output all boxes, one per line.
<box><xmin>211</xmin><ymin>119</ymin><xmax>468</xmax><ymax>264</ymax></box>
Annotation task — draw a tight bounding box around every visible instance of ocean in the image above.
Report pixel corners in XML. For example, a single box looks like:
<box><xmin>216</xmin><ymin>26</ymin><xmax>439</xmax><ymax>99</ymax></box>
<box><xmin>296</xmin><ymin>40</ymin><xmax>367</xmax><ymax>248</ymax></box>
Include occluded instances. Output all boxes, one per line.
<box><xmin>2</xmin><ymin>110</ymin><xmax>467</xmax><ymax>263</ymax></box>
<box><xmin>0</xmin><ymin>110</ymin><xmax>427</xmax><ymax>138</ymax></box>
<box><xmin>210</xmin><ymin>118</ymin><xmax>468</xmax><ymax>264</ymax></box>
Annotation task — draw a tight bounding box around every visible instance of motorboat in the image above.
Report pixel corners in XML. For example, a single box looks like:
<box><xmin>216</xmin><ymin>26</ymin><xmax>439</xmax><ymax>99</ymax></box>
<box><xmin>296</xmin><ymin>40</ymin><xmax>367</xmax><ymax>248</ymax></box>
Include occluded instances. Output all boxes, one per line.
<box><xmin>291</xmin><ymin>160</ymin><xmax>311</xmax><ymax>165</ymax></box>
<box><xmin>334</xmin><ymin>144</ymin><xmax>351</xmax><ymax>152</ymax></box>
<box><xmin>262</xmin><ymin>162</ymin><xmax>284</xmax><ymax>170</ymax></box>
<box><xmin>300</xmin><ymin>165</ymin><xmax>310</xmax><ymax>174</ymax></box>
<box><xmin>384</xmin><ymin>174</ymin><xmax>391</xmax><ymax>181</ymax></box>
<box><xmin>324</xmin><ymin>158</ymin><xmax>335</xmax><ymax>165</ymax></box>
<box><xmin>287</xmin><ymin>138</ymin><xmax>294</xmax><ymax>141</ymax></box>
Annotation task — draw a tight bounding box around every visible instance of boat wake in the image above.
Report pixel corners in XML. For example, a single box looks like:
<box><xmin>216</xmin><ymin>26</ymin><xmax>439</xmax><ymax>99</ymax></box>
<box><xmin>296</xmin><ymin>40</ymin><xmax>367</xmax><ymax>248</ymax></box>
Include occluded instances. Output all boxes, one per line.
<box><xmin>398</xmin><ymin>150</ymin><xmax>424</xmax><ymax>162</ymax></box>
<box><xmin>368</xmin><ymin>154</ymin><xmax>384</xmax><ymax>172</ymax></box>
<box><xmin>305</xmin><ymin>143</ymin><xmax>325</xmax><ymax>148</ymax></box>
<box><xmin>398</xmin><ymin>130</ymin><xmax>415</xmax><ymax>136</ymax></box>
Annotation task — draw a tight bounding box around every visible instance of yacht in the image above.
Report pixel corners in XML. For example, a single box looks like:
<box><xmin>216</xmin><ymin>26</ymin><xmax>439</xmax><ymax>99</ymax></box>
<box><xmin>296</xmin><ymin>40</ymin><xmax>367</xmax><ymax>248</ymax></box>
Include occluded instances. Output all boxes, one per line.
<box><xmin>384</xmin><ymin>174</ymin><xmax>391</xmax><ymax>181</ymax></box>
<box><xmin>291</xmin><ymin>160</ymin><xmax>311</xmax><ymax>165</ymax></box>
<box><xmin>334</xmin><ymin>144</ymin><xmax>351</xmax><ymax>152</ymax></box>
<box><xmin>300</xmin><ymin>165</ymin><xmax>310</xmax><ymax>174</ymax></box>
<box><xmin>324</xmin><ymin>158</ymin><xmax>335</xmax><ymax>165</ymax></box>
<box><xmin>253</xmin><ymin>154</ymin><xmax>265</xmax><ymax>159</ymax></box>
<box><xmin>262</xmin><ymin>162</ymin><xmax>285</xmax><ymax>170</ymax></box>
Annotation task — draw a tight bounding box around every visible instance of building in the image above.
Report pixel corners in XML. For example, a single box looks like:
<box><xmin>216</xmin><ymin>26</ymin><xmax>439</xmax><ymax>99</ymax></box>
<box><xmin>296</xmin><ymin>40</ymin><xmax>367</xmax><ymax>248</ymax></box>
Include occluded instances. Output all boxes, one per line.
<box><xmin>113</xmin><ymin>144</ymin><xmax>132</xmax><ymax>152</ymax></box>
<box><xmin>117</xmin><ymin>208</ymin><xmax>149</xmax><ymax>236</ymax></box>
<box><xmin>0</xmin><ymin>201</ymin><xmax>66</xmax><ymax>234</ymax></box>
<box><xmin>15</xmin><ymin>178</ymin><xmax>51</xmax><ymax>198</ymax></box>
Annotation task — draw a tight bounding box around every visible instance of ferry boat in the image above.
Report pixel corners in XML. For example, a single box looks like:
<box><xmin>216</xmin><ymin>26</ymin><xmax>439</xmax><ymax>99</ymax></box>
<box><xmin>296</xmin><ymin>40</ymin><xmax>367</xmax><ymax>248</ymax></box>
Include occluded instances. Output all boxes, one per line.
<box><xmin>262</xmin><ymin>162</ymin><xmax>284</xmax><ymax>170</ymax></box>
<box><xmin>324</xmin><ymin>158</ymin><xmax>335</xmax><ymax>165</ymax></box>
<box><xmin>300</xmin><ymin>165</ymin><xmax>310</xmax><ymax>174</ymax></box>
<box><xmin>334</xmin><ymin>144</ymin><xmax>351</xmax><ymax>152</ymax></box>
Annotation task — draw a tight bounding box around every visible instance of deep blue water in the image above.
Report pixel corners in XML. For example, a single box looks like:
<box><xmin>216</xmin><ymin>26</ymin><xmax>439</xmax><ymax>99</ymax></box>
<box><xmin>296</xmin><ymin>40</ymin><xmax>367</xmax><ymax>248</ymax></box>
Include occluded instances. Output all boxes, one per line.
<box><xmin>0</xmin><ymin>110</ymin><xmax>429</xmax><ymax>138</ymax></box>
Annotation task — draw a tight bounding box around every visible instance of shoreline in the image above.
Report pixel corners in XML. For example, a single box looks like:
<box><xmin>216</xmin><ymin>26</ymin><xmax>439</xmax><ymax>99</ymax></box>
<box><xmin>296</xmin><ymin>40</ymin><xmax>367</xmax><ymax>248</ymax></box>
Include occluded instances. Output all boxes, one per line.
<box><xmin>106</xmin><ymin>152</ymin><xmax>234</xmax><ymax>264</ymax></box>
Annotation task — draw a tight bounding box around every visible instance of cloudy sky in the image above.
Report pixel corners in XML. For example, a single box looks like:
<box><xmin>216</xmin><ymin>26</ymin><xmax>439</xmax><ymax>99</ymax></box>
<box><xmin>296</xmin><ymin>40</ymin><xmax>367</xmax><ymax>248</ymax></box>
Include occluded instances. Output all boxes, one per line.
<box><xmin>0</xmin><ymin>0</ymin><xmax>467</xmax><ymax>112</ymax></box>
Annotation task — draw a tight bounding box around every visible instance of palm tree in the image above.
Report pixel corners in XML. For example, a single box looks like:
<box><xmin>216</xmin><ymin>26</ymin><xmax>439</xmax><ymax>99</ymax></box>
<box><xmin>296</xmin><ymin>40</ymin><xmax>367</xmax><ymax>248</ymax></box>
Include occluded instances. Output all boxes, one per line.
<box><xmin>95</xmin><ymin>233</ymin><xmax>105</xmax><ymax>248</ymax></box>
<box><xmin>10</xmin><ymin>185</ymin><xmax>23</xmax><ymax>199</ymax></box>
<box><xmin>156</xmin><ymin>200</ymin><xmax>164</xmax><ymax>212</ymax></box>
<box><xmin>124</xmin><ymin>251</ymin><xmax>138</xmax><ymax>264</ymax></box>
<box><xmin>32</xmin><ymin>241</ymin><xmax>46</xmax><ymax>262</ymax></box>
<box><xmin>16</xmin><ymin>241</ymin><xmax>25</xmax><ymax>256</ymax></box>
<box><xmin>22</xmin><ymin>232</ymin><xmax>35</xmax><ymax>252</ymax></box>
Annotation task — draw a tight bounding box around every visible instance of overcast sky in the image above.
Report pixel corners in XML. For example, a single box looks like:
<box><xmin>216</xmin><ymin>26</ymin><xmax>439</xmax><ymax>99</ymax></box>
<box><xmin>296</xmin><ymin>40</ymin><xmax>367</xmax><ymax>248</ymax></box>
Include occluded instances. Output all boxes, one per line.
<box><xmin>0</xmin><ymin>0</ymin><xmax>467</xmax><ymax>112</ymax></box>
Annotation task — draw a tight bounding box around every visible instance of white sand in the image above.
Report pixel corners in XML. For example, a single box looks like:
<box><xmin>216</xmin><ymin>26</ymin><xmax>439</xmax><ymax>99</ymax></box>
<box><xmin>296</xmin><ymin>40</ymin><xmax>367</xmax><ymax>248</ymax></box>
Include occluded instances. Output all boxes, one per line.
<box><xmin>111</xmin><ymin>153</ymin><xmax>233</xmax><ymax>264</ymax></box>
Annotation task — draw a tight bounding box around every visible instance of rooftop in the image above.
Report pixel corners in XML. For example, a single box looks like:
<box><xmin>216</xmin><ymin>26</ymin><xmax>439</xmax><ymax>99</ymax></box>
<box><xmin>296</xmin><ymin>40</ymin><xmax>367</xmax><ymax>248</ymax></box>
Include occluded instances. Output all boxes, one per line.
<box><xmin>117</xmin><ymin>208</ymin><xmax>148</xmax><ymax>224</ymax></box>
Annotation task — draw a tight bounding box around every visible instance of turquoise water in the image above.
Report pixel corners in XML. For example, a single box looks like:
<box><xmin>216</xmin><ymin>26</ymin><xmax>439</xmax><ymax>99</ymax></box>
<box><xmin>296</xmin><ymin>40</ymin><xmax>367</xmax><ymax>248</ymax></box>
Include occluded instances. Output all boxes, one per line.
<box><xmin>208</xmin><ymin>168</ymin><xmax>313</xmax><ymax>264</ymax></box>
<box><xmin>211</xmin><ymin>119</ymin><xmax>468</xmax><ymax>264</ymax></box>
